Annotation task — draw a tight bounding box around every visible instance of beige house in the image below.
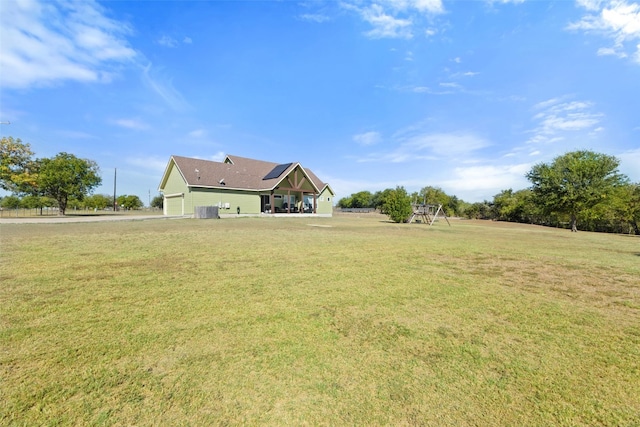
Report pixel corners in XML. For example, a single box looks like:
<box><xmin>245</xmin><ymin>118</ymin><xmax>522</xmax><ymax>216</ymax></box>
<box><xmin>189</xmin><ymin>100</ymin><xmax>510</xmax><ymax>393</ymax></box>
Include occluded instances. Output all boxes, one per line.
<box><xmin>158</xmin><ymin>154</ymin><xmax>334</xmax><ymax>216</ymax></box>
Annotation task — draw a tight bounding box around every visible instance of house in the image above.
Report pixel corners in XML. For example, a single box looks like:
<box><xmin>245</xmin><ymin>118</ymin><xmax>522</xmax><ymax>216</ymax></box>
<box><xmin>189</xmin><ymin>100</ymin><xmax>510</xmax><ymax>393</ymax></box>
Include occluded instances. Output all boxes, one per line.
<box><xmin>158</xmin><ymin>154</ymin><xmax>334</xmax><ymax>216</ymax></box>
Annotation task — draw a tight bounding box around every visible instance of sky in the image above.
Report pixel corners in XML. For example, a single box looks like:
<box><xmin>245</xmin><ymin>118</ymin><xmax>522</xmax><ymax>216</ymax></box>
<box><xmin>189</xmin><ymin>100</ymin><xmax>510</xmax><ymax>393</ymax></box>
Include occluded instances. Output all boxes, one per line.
<box><xmin>1</xmin><ymin>0</ymin><xmax>639</xmax><ymax>205</ymax></box>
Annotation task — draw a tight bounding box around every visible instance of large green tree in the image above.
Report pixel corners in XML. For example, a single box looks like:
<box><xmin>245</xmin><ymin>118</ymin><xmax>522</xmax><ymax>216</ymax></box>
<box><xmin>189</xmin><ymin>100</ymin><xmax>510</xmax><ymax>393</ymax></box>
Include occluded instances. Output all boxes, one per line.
<box><xmin>526</xmin><ymin>150</ymin><xmax>627</xmax><ymax>232</ymax></box>
<box><xmin>37</xmin><ymin>153</ymin><xmax>102</xmax><ymax>215</ymax></box>
<box><xmin>0</xmin><ymin>136</ymin><xmax>38</xmax><ymax>193</ymax></box>
<box><xmin>381</xmin><ymin>186</ymin><xmax>412</xmax><ymax>223</ymax></box>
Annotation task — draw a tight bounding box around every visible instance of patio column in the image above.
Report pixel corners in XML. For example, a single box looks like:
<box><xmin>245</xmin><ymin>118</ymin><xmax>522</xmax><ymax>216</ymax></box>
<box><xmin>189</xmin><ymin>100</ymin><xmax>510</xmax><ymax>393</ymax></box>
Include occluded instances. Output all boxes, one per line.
<box><xmin>270</xmin><ymin>191</ymin><xmax>274</xmax><ymax>214</ymax></box>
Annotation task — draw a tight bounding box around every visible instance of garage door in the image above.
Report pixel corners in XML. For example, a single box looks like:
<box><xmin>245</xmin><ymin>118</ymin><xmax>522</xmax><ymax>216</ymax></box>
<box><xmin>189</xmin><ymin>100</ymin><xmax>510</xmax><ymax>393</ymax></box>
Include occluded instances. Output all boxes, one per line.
<box><xmin>164</xmin><ymin>194</ymin><xmax>184</xmax><ymax>216</ymax></box>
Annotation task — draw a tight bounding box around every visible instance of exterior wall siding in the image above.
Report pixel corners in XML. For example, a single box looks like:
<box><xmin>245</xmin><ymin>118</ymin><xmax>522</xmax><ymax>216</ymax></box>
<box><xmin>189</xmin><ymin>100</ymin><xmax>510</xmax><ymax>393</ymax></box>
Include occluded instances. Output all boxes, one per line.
<box><xmin>316</xmin><ymin>187</ymin><xmax>334</xmax><ymax>215</ymax></box>
<box><xmin>163</xmin><ymin>164</ymin><xmax>188</xmax><ymax>195</ymax></box>
<box><xmin>187</xmin><ymin>188</ymin><xmax>260</xmax><ymax>215</ymax></box>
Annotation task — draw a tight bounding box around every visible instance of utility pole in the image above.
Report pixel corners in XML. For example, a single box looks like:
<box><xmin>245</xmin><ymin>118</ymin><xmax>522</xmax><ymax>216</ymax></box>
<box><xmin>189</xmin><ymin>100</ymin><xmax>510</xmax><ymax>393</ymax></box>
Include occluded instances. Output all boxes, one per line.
<box><xmin>113</xmin><ymin>168</ymin><xmax>117</xmax><ymax>211</ymax></box>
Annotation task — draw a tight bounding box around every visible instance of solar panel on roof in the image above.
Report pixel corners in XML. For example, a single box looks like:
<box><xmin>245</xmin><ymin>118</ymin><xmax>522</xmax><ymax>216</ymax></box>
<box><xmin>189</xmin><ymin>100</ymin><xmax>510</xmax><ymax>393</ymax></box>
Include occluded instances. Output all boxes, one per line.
<box><xmin>263</xmin><ymin>163</ymin><xmax>292</xmax><ymax>180</ymax></box>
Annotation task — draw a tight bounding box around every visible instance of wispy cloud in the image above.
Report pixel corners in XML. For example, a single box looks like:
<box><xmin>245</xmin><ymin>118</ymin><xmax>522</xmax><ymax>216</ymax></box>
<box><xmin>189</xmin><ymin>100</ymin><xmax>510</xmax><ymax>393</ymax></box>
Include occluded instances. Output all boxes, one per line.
<box><xmin>112</xmin><ymin>118</ymin><xmax>150</xmax><ymax>130</ymax></box>
<box><xmin>194</xmin><ymin>152</ymin><xmax>226</xmax><ymax>162</ymax></box>
<box><xmin>141</xmin><ymin>63</ymin><xmax>190</xmax><ymax>112</ymax></box>
<box><xmin>188</xmin><ymin>129</ymin><xmax>207</xmax><ymax>138</ymax></box>
<box><xmin>299</xmin><ymin>13</ymin><xmax>331</xmax><ymax>23</ymax></box>
<box><xmin>362</xmin><ymin>4</ymin><xmax>413</xmax><ymax>38</ymax></box>
<box><xmin>127</xmin><ymin>156</ymin><xmax>168</xmax><ymax>173</ymax></box>
<box><xmin>157</xmin><ymin>35</ymin><xmax>179</xmax><ymax>48</ymax></box>
<box><xmin>157</xmin><ymin>35</ymin><xmax>193</xmax><ymax>47</ymax></box>
<box><xmin>618</xmin><ymin>147</ymin><xmax>640</xmax><ymax>181</ymax></box>
<box><xmin>0</xmin><ymin>0</ymin><xmax>191</xmax><ymax>113</ymax></box>
<box><xmin>440</xmin><ymin>162</ymin><xmax>531</xmax><ymax>200</ymax></box>
<box><xmin>0</xmin><ymin>0</ymin><xmax>136</xmax><ymax>89</ymax></box>
<box><xmin>341</xmin><ymin>0</ymin><xmax>444</xmax><ymax>39</ymax></box>
<box><xmin>359</xmin><ymin>129</ymin><xmax>490</xmax><ymax>163</ymax></box>
<box><xmin>527</xmin><ymin>97</ymin><xmax>603</xmax><ymax>145</ymax></box>
<box><xmin>353</xmin><ymin>131</ymin><xmax>382</xmax><ymax>146</ymax></box>
<box><xmin>568</xmin><ymin>0</ymin><xmax>640</xmax><ymax>64</ymax></box>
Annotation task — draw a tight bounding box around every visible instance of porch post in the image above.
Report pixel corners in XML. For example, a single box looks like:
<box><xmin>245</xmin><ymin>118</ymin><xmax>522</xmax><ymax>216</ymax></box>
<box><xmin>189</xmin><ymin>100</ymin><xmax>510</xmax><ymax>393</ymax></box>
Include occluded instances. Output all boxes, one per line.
<box><xmin>270</xmin><ymin>191</ymin><xmax>274</xmax><ymax>214</ymax></box>
<box><xmin>287</xmin><ymin>190</ymin><xmax>291</xmax><ymax>213</ymax></box>
<box><xmin>314</xmin><ymin>193</ymin><xmax>317</xmax><ymax>214</ymax></box>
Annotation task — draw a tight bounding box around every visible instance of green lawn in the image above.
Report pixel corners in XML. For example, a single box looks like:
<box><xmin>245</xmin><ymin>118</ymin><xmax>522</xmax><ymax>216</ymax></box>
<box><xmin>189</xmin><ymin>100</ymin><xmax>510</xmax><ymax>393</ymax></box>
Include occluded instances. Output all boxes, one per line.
<box><xmin>1</xmin><ymin>215</ymin><xmax>639</xmax><ymax>426</ymax></box>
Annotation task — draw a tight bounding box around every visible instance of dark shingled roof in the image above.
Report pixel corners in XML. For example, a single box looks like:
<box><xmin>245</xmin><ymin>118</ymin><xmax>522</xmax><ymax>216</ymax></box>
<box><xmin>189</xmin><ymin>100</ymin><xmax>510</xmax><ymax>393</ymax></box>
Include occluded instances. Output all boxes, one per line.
<box><xmin>167</xmin><ymin>154</ymin><xmax>328</xmax><ymax>192</ymax></box>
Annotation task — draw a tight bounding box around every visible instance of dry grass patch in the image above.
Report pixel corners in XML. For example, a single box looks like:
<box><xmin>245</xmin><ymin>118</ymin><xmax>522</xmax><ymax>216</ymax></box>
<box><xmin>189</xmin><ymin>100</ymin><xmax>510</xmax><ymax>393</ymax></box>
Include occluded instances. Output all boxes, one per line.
<box><xmin>1</xmin><ymin>216</ymin><xmax>639</xmax><ymax>425</ymax></box>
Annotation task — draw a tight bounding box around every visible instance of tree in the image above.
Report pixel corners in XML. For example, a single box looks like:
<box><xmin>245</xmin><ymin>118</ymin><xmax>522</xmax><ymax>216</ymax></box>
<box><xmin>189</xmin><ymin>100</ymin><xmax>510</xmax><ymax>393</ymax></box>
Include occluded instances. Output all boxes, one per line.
<box><xmin>151</xmin><ymin>195</ymin><xmax>164</xmax><ymax>209</ymax></box>
<box><xmin>117</xmin><ymin>194</ymin><xmax>143</xmax><ymax>210</ymax></box>
<box><xmin>465</xmin><ymin>201</ymin><xmax>492</xmax><ymax>220</ymax></box>
<box><xmin>37</xmin><ymin>153</ymin><xmax>102</xmax><ymax>215</ymax></box>
<box><xmin>337</xmin><ymin>196</ymin><xmax>353</xmax><ymax>209</ymax></box>
<box><xmin>0</xmin><ymin>136</ymin><xmax>37</xmax><ymax>193</ymax></box>
<box><xmin>607</xmin><ymin>182</ymin><xmax>640</xmax><ymax>234</ymax></box>
<box><xmin>337</xmin><ymin>191</ymin><xmax>374</xmax><ymax>209</ymax></box>
<box><xmin>526</xmin><ymin>150</ymin><xmax>627</xmax><ymax>232</ymax></box>
<box><xmin>381</xmin><ymin>186</ymin><xmax>412</xmax><ymax>223</ymax></box>
<box><xmin>372</xmin><ymin>189</ymin><xmax>393</xmax><ymax>212</ymax></box>
<box><xmin>84</xmin><ymin>194</ymin><xmax>112</xmax><ymax>210</ymax></box>
<box><xmin>492</xmin><ymin>188</ymin><xmax>536</xmax><ymax>223</ymax></box>
<box><xmin>351</xmin><ymin>191</ymin><xmax>373</xmax><ymax>208</ymax></box>
<box><xmin>0</xmin><ymin>195</ymin><xmax>21</xmax><ymax>209</ymax></box>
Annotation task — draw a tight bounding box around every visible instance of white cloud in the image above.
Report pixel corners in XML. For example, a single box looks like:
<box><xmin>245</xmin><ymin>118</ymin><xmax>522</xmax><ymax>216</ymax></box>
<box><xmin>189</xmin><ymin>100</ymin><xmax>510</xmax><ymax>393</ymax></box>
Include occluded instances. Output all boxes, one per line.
<box><xmin>597</xmin><ymin>46</ymin><xmax>628</xmax><ymax>57</ymax></box>
<box><xmin>189</xmin><ymin>129</ymin><xmax>207</xmax><ymax>138</ymax></box>
<box><xmin>359</xmin><ymin>129</ymin><xmax>491</xmax><ymax>163</ymax></box>
<box><xmin>362</xmin><ymin>4</ymin><xmax>414</xmax><ymax>39</ymax></box>
<box><xmin>299</xmin><ymin>13</ymin><xmax>331</xmax><ymax>23</ymax></box>
<box><xmin>127</xmin><ymin>156</ymin><xmax>168</xmax><ymax>172</ymax></box>
<box><xmin>568</xmin><ymin>0</ymin><xmax>640</xmax><ymax>64</ymax></box>
<box><xmin>527</xmin><ymin>97</ymin><xmax>603</xmax><ymax>144</ymax></box>
<box><xmin>342</xmin><ymin>0</ymin><xmax>445</xmax><ymax>39</ymax></box>
<box><xmin>158</xmin><ymin>35</ymin><xmax>178</xmax><ymax>48</ymax></box>
<box><xmin>141</xmin><ymin>63</ymin><xmax>190</xmax><ymax>112</ymax></box>
<box><xmin>353</xmin><ymin>131</ymin><xmax>382</xmax><ymax>146</ymax></box>
<box><xmin>158</xmin><ymin>35</ymin><xmax>192</xmax><ymax>47</ymax></box>
<box><xmin>618</xmin><ymin>148</ymin><xmax>640</xmax><ymax>181</ymax></box>
<box><xmin>383</xmin><ymin>0</ymin><xmax>444</xmax><ymax>13</ymax></box>
<box><xmin>412</xmin><ymin>86</ymin><xmax>431</xmax><ymax>93</ymax></box>
<box><xmin>402</xmin><ymin>132</ymin><xmax>490</xmax><ymax>156</ymax></box>
<box><xmin>112</xmin><ymin>118</ymin><xmax>150</xmax><ymax>130</ymax></box>
<box><xmin>440</xmin><ymin>163</ymin><xmax>532</xmax><ymax>201</ymax></box>
<box><xmin>0</xmin><ymin>0</ymin><xmax>136</xmax><ymax>89</ymax></box>
<box><xmin>193</xmin><ymin>152</ymin><xmax>226</xmax><ymax>162</ymax></box>
<box><xmin>210</xmin><ymin>151</ymin><xmax>226</xmax><ymax>162</ymax></box>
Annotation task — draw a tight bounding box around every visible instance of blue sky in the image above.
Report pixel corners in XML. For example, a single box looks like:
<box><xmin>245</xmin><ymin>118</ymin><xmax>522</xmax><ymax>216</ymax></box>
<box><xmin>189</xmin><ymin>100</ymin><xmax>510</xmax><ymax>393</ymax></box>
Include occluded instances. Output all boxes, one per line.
<box><xmin>1</xmin><ymin>0</ymin><xmax>639</xmax><ymax>204</ymax></box>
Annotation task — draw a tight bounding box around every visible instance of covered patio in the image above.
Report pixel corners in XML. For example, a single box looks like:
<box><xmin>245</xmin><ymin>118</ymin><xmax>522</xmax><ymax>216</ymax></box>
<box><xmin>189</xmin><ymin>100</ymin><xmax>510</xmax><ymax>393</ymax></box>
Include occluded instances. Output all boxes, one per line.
<box><xmin>260</xmin><ymin>166</ymin><xmax>320</xmax><ymax>214</ymax></box>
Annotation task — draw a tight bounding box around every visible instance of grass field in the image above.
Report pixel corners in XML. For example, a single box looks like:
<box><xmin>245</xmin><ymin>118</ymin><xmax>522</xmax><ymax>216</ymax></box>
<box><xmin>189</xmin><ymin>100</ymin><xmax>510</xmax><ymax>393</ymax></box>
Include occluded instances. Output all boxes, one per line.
<box><xmin>1</xmin><ymin>214</ymin><xmax>639</xmax><ymax>426</ymax></box>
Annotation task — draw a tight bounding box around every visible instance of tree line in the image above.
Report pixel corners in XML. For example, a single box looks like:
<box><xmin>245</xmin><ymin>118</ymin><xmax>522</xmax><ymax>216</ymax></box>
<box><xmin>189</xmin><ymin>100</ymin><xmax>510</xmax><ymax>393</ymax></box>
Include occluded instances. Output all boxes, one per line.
<box><xmin>0</xmin><ymin>193</ymin><xmax>148</xmax><ymax>213</ymax></box>
<box><xmin>1</xmin><ymin>136</ymin><xmax>152</xmax><ymax>215</ymax></box>
<box><xmin>337</xmin><ymin>150</ymin><xmax>640</xmax><ymax>234</ymax></box>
